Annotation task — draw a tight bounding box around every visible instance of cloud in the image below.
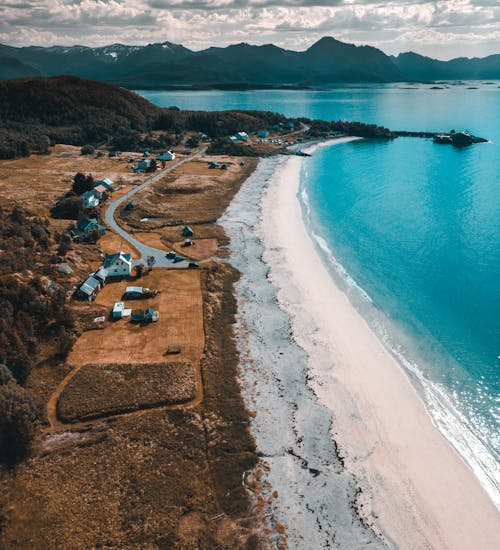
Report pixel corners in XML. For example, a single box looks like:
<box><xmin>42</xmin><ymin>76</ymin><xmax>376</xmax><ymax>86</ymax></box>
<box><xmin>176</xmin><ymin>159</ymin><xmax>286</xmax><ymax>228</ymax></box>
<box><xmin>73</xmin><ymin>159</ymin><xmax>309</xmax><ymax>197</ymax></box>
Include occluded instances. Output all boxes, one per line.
<box><xmin>0</xmin><ymin>0</ymin><xmax>499</xmax><ymax>59</ymax></box>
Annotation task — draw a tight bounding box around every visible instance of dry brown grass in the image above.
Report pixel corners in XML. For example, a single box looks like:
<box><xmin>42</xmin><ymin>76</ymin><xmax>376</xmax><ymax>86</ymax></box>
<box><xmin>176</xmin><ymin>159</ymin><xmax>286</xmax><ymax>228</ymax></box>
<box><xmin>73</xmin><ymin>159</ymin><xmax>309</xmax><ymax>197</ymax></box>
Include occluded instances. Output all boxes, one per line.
<box><xmin>0</xmin><ymin>148</ymin><xmax>268</xmax><ymax>548</ymax></box>
<box><xmin>172</xmin><ymin>239</ymin><xmax>219</xmax><ymax>260</ymax></box>
<box><xmin>132</xmin><ymin>231</ymin><xmax>169</xmax><ymax>252</ymax></box>
<box><xmin>58</xmin><ymin>361</ymin><xmax>197</xmax><ymax>422</ymax></box>
<box><xmin>68</xmin><ymin>269</ymin><xmax>204</xmax><ymax>367</ymax></box>
<box><xmin>98</xmin><ymin>231</ymin><xmax>140</xmax><ymax>260</ymax></box>
<box><xmin>0</xmin><ymin>145</ymin><xmax>150</xmax><ymax>216</ymax></box>
<box><xmin>121</xmin><ymin>156</ymin><xmax>258</xmax><ymax>229</ymax></box>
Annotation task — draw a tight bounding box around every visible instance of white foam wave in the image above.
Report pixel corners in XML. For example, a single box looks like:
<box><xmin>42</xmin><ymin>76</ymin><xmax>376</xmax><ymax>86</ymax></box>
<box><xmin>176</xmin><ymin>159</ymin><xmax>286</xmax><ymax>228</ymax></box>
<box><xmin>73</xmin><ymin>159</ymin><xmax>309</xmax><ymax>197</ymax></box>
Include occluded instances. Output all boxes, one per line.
<box><xmin>298</xmin><ymin>178</ymin><xmax>500</xmax><ymax>510</ymax></box>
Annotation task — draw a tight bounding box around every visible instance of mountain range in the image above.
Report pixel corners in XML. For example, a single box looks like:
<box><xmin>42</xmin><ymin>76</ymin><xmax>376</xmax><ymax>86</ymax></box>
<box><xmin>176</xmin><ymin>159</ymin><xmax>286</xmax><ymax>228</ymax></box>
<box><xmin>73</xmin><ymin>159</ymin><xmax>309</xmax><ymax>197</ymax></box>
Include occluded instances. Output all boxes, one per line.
<box><xmin>1</xmin><ymin>37</ymin><xmax>499</xmax><ymax>87</ymax></box>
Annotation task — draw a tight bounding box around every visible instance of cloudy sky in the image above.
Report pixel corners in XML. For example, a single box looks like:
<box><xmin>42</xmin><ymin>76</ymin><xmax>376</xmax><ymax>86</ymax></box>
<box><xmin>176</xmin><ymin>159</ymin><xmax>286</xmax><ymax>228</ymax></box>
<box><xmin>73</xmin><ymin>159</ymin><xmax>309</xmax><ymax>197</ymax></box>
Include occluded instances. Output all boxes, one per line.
<box><xmin>1</xmin><ymin>1</ymin><xmax>499</xmax><ymax>59</ymax></box>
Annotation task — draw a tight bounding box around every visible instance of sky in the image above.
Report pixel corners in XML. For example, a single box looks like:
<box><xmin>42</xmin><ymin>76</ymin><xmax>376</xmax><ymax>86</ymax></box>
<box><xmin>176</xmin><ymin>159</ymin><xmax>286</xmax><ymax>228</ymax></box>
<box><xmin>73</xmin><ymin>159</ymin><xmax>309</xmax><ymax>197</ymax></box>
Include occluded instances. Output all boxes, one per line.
<box><xmin>1</xmin><ymin>1</ymin><xmax>499</xmax><ymax>60</ymax></box>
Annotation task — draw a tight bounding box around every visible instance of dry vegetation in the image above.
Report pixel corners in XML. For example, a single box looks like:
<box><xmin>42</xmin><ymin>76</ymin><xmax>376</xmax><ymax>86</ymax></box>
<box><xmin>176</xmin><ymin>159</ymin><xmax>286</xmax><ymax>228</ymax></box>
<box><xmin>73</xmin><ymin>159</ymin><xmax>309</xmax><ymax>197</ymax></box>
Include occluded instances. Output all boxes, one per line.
<box><xmin>0</xmin><ymin>144</ymin><xmax>273</xmax><ymax>548</ymax></box>
<box><xmin>0</xmin><ymin>144</ymin><xmax>148</xmax><ymax>217</ymax></box>
<box><xmin>120</xmin><ymin>156</ymin><xmax>258</xmax><ymax>230</ymax></box>
<box><xmin>58</xmin><ymin>361</ymin><xmax>197</xmax><ymax>422</ymax></box>
<box><xmin>68</xmin><ymin>269</ymin><xmax>204</xmax><ymax>367</ymax></box>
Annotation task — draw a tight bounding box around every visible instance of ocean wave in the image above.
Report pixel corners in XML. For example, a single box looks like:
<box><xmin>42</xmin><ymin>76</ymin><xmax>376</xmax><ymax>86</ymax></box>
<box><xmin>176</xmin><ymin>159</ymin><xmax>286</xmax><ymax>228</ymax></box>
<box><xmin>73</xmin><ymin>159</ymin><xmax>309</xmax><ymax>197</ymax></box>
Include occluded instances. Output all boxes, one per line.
<box><xmin>298</xmin><ymin>179</ymin><xmax>500</xmax><ymax>510</ymax></box>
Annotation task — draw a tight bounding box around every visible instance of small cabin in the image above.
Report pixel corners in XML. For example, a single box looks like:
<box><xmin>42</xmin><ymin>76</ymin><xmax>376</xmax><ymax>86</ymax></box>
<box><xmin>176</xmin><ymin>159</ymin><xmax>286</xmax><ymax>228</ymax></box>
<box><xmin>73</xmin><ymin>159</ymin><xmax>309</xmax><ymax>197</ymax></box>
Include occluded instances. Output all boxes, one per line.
<box><xmin>182</xmin><ymin>226</ymin><xmax>194</xmax><ymax>238</ymax></box>
<box><xmin>131</xmin><ymin>309</ymin><xmax>145</xmax><ymax>323</ymax></box>
<box><xmin>135</xmin><ymin>159</ymin><xmax>152</xmax><ymax>172</ymax></box>
<box><xmin>57</xmin><ymin>263</ymin><xmax>73</xmax><ymax>275</ymax></box>
<box><xmin>145</xmin><ymin>308</ymin><xmax>159</xmax><ymax>322</ymax></box>
<box><xmin>112</xmin><ymin>301</ymin><xmax>125</xmax><ymax>319</ymax></box>
<box><xmin>76</xmin><ymin>275</ymin><xmax>101</xmax><ymax>301</ymax></box>
<box><xmin>124</xmin><ymin>286</ymin><xmax>158</xmax><ymax>299</ymax></box>
<box><xmin>158</xmin><ymin>150</ymin><xmax>175</xmax><ymax>162</ymax></box>
<box><xmin>125</xmin><ymin>286</ymin><xmax>143</xmax><ymax>299</ymax></box>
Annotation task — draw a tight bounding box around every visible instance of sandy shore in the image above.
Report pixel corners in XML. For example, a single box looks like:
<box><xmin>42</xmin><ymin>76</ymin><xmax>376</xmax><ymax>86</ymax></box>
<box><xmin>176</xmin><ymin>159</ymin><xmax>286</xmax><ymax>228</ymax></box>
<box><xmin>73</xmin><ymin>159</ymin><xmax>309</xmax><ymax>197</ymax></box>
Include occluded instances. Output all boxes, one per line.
<box><xmin>222</xmin><ymin>140</ymin><xmax>500</xmax><ymax>549</ymax></box>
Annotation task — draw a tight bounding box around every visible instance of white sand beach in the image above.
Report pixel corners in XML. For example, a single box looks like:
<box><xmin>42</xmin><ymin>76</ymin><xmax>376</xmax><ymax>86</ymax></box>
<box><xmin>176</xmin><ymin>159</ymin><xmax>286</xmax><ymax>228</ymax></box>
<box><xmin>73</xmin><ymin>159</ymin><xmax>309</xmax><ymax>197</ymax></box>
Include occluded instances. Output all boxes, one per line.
<box><xmin>222</xmin><ymin>140</ymin><xmax>500</xmax><ymax>549</ymax></box>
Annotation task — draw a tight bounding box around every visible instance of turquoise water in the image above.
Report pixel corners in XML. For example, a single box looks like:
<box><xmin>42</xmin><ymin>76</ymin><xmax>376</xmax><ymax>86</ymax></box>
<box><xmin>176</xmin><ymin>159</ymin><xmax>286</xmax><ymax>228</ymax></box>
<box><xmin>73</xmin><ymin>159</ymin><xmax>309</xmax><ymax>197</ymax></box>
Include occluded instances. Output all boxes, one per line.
<box><xmin>139</xmin><ymin>83</ymin><xmax>500</xmax><ymax>502</ymax></box>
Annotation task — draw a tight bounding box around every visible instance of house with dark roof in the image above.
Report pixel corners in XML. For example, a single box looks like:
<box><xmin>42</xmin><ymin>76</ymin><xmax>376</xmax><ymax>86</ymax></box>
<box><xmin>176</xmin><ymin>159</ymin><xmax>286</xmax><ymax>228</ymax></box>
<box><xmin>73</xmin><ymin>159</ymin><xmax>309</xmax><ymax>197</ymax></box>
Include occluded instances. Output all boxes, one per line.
<box><xmin>76</xmin><ymin>275</ymin><xmax>102</xmax><ymax>301</ymax></box>
<box><xmin>158</xmin><ymin>150</ymin><xmax>175</xmax><ymax>162</ymax></box>
<box><xmin>76</xmin><ymin>218</ymin><xmax>106</xmax><ymax>240</ymax></box>
<box><xmin>135</xmin><ymin>159</ymin><xmax>152</xmax><ymax>173</ymax></box>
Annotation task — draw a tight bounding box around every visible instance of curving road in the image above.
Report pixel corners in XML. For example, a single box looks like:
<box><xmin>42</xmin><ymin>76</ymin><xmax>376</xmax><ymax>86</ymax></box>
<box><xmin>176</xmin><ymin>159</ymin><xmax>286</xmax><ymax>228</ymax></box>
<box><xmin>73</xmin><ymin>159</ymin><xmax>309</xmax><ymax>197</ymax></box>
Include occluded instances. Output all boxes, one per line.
<box><xmin>104</xmin><ymin>147</ymin><xmax>207</xmax><ymax>268</ymax></box>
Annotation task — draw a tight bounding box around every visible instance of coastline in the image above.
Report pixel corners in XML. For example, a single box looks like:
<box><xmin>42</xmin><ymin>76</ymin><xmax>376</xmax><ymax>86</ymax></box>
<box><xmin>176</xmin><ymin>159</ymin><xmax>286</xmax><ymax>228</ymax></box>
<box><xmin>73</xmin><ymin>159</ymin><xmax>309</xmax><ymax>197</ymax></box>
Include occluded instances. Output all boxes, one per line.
<box><xmin>222</xmin><ymin>140</ymin><xmax>500</xmax><ymax>548</ymax></box>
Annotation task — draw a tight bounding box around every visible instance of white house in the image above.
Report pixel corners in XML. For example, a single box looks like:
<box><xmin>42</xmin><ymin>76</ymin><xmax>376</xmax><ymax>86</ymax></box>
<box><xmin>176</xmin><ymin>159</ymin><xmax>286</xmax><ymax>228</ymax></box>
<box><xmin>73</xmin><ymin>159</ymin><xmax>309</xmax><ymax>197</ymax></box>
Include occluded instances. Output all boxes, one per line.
<box><xmin>158</xmin><ymin>150</ymin><xmax>175</xmax><ymax>161</ymax></box>
<box><xmin>235</xmin><ymin>132</ymin><xmax>248</xmax><ymax>141</ymax></box>
<box><xmin>80</xmin><ymin>191</ymin><xmax>99</xmax><ymax>208</ymax></box>
<box><xmin>103</xmin><ymin>251</ymin><xmax>132</xmax><ymax>277</ymax></box>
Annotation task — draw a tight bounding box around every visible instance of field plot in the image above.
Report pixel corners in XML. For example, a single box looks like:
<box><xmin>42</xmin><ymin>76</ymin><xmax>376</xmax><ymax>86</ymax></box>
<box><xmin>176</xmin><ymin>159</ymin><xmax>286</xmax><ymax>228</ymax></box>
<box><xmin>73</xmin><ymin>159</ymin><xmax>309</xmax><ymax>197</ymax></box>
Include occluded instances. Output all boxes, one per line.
<box><xmin>68</xmin><ymin>269</ymin><xmax>204</xmax><ymax>367</ymax></box>
<box><xmin>0</xmin><ymin>145</ymin><xmax>147</xmax><ymax>216</ymax></box>
<box><xmin>58</xmin><ymin>361</ymin><xmax>196</xmax><ymax>422</ymax></box>
<box><xmin>121</xmin><ymin>156</ymin><xmax>258</xmax><ymax>228</ymax></box>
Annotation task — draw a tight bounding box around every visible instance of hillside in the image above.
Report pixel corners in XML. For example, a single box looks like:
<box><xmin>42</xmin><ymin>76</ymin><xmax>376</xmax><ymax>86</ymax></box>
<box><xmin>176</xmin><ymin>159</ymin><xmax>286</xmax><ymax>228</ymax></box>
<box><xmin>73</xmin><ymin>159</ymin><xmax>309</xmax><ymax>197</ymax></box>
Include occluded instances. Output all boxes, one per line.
<box><xmin>0</xmin><ymin>37</ymin><xmax>406</xmax><ymax>85</ymax></box>
<box><xmin>393</xmin><ymin>51</ymin><xmax>500</xmax><ymax>81</ymax></box>
<box><xmin>0</xmin><ymin>76</ymin><xmax>289</xmax><ymax>158</ymax></box>
<box><xmin>1</xmin><ymin>37</ymin><xmax>499</xmax><ymax>86</ymax></box>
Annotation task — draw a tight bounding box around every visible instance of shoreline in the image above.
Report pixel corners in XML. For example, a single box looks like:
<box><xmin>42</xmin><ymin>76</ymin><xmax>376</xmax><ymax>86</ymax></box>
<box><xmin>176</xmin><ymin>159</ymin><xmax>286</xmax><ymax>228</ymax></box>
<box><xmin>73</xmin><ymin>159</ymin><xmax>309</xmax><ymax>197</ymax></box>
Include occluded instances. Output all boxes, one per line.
<box><xmin>222</xmin><ymin>140</ymin><xmax>500</xmax><ymax>548</ymax></box>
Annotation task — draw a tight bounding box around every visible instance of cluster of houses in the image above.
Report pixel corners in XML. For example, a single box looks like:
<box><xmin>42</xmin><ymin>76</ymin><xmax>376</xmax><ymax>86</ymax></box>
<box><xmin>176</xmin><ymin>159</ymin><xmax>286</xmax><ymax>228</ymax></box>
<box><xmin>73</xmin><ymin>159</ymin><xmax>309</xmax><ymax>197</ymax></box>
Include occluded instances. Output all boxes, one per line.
<box><xmin>134</xmin><ymin>150</ymin><xmax>175</xmax><ymax>173</ymax></box>
<box><xmin>228</xmin><ymin>123</ymin><xmax>295</xmax><ymax>145</ymax></box>
<box><xmin>112</xmin><ymin>288</ymin><xmax>159</xmax><ymax>324</ymax></box>
<box><xmin>80</xmin><ymin>177</ymin><xmax>116</xmax><ymax>209</ymax></box>
<box><xmin>76</xmin><ymin>251</ymin><xmax>132</xmax><ymax>301</ymax></box>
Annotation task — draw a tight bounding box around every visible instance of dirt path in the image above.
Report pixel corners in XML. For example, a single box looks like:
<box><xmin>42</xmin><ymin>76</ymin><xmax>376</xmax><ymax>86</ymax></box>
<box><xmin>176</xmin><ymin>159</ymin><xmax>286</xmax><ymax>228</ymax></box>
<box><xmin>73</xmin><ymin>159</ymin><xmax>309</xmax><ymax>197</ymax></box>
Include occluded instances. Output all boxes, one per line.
<box><xmin>45</xmin><ymin>355</ymin><xmax>205</xmax><ymax>432</ymax></box>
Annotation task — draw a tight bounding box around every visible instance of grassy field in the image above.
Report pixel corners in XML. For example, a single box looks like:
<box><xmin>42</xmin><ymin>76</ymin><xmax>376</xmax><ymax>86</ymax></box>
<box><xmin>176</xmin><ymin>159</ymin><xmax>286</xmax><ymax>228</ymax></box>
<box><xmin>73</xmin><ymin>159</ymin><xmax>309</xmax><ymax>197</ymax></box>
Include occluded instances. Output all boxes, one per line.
<box><xmin>0</xmin><ymin>145</ymin><xmax>273</xmax><ymax>548</ymax></box>
<box><xmin>68</xmin><ymin>269</ymin><xmax>204</xmax><ymax>367</ymax></box>
<box><xmin>58</xmin><ymin>361</ymin><xmax>197</xmax><ymax>422</ymax></box>
<box><xmin>0</xmin><ymin>145</ymin><xmax>149</xmax><ymax>217</ymax></box>
<box><xmin>120</xmin><ymin>156</ymin><xmax>258</xmax><ymax>229</ymax></box>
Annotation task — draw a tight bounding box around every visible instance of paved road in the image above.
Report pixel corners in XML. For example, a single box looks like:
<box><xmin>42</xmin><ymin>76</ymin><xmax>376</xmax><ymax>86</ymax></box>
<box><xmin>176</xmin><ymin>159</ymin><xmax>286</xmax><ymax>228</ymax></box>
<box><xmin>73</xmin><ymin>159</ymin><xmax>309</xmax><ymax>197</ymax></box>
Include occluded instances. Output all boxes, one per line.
<box><xmin>105</xmin><ymin>147</ymin><xmax>207</xmax><ymax>268</ymax></box>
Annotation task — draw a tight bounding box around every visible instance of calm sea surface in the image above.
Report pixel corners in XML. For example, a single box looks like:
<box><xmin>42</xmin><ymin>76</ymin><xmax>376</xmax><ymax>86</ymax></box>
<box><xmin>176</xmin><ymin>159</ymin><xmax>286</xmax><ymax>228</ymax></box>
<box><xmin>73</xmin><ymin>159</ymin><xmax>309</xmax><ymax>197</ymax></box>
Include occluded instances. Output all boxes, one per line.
<box><xmin>138</xmin><ymin>83</ymin><xmax>500</xmax><ymax>503</ymax></box>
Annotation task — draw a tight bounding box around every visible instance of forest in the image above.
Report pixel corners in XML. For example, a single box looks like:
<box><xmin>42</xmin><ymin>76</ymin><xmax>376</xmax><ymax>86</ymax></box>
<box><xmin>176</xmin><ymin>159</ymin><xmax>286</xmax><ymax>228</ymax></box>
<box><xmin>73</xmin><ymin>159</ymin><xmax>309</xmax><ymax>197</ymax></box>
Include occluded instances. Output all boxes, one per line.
<box><xmin>0</xmin><ymin>207</ymin><xmax>75</xmax><ymax>465</ymax></box>
<box><xmin>0</xmin><ymin>76</ymin><xmax>290</xmax><ymax>158</ymax></box>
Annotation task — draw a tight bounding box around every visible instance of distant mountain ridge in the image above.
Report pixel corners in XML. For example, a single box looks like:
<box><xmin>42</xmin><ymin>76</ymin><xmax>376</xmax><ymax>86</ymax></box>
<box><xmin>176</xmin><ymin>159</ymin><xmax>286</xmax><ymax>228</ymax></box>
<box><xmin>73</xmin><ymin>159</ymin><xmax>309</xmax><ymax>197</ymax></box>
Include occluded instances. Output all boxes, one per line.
<box><xmin>0</xmin><ymin>37</ymin><xmax>499</xmax><ymax>86</ymax></box>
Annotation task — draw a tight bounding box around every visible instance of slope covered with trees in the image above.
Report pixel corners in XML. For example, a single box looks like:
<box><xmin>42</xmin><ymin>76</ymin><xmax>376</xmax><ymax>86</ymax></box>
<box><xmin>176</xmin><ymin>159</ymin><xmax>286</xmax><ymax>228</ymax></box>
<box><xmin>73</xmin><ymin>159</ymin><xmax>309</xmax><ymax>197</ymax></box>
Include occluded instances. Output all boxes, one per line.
<box><xmin>0</xmin><ymin>207</ymin><xmax>75</xmax><ymax>465</ymax></box>
<box><xmin>0</xmin><ymin>76</ymin><xmax>290</xmax><ymax>158</ymax></box>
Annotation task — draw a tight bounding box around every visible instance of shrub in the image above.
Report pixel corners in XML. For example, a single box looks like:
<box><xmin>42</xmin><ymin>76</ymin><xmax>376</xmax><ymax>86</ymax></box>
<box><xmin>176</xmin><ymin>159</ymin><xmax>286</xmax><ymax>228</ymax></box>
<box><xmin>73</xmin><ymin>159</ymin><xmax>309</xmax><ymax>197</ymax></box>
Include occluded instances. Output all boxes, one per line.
<box><xmin>51</xmin><ymin>196</ymin><xmax>84</xmax><ymax>220</ymax></box>
<box><xmin>71</xmin><ymin>172</ymin><xmax>94</xmax><ymax>195</ymax></box>
<box><xmin>80</xmin><ymin>144</ymin><xmax>95</xmax><ymax>155</ymax></box>
<box><xmin>0</xmin><ymin>375</ymin><xmax>43</xmax><ymax>466</ymax></box>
